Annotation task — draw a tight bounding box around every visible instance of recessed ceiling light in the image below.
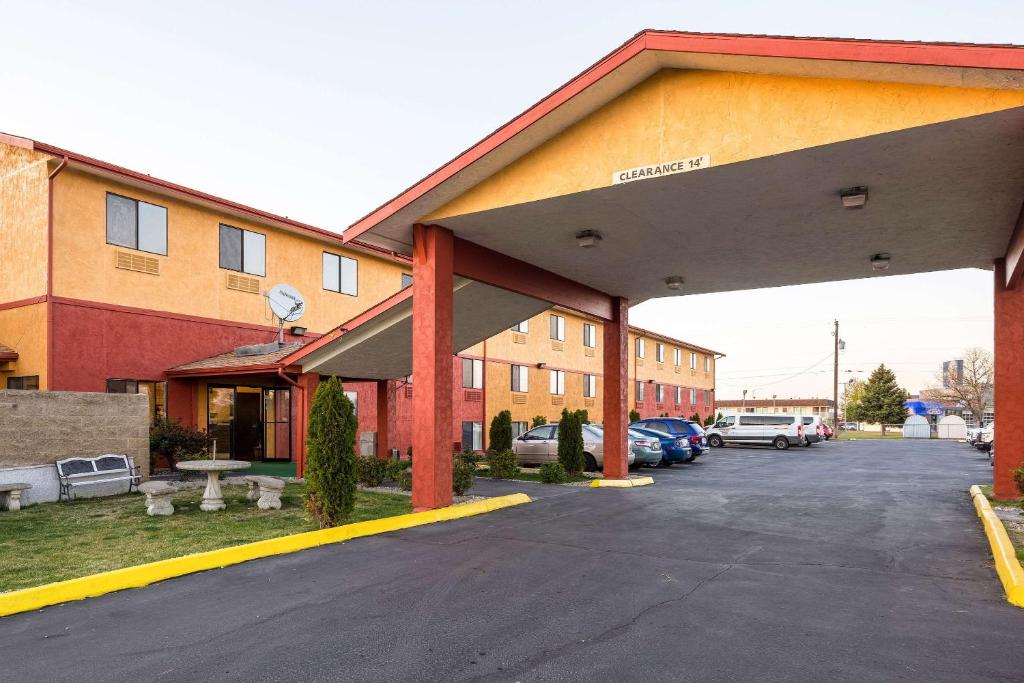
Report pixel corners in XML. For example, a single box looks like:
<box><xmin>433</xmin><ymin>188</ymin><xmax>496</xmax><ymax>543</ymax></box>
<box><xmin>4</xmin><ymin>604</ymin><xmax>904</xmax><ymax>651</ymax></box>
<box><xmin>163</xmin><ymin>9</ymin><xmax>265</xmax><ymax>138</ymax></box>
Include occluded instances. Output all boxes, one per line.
<box><xmin>870</xmin><ymin>253</ymin><xmax>890</xmax><ymax>271</ymax></box>
<box><xmin>664</xmin><ymin>276</ymin><xmax>685</xmax><ymax>291</ymax></box>
<box><xmin>575</xmin><ymin>230</ymin><xmax>602</xmax><ymax>248</ymax></box>
<box><xmin>840</xmin><ymin>186</ymin><xmax>869</xmax><ymax>209</ymax></box>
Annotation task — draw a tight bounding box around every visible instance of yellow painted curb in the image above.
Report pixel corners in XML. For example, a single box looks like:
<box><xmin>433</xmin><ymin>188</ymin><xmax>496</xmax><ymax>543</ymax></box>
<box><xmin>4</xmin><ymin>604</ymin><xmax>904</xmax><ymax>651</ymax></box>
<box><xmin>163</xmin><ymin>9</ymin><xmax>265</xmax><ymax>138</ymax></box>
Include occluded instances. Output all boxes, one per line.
<box><xmin>969</xmin><ymin>485</ymin><xmax>1024</xmax><ymax>608</ymax></box>
<box><xmin>0</xmin><ymin>492</ymin><xmax>532</xmax><ymax>618</ymax></box>
<box><xmin>590</xmin><ymin>476</ymin><xmax>655</xmax><ymax>488</ymax></box>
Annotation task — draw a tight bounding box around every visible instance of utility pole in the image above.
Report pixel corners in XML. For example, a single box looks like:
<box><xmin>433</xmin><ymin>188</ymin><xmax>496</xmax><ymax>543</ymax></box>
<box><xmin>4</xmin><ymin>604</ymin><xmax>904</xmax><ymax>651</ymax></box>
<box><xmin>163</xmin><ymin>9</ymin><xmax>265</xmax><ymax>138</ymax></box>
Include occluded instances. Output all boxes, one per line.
<box><xmin>833</xmin><ymin>320</ymin><xmax>840</xmax><ymax>428</ymax></box>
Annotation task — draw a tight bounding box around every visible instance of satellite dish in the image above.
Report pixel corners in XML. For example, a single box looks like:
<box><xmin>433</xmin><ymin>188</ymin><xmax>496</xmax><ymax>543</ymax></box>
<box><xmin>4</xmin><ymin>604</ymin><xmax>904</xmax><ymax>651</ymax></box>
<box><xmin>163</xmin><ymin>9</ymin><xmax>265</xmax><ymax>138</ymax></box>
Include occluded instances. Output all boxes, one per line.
<box><xmin>267</xmin><ymin>283</ymin><xmax>305</xmax><ymax>323</ymax></box>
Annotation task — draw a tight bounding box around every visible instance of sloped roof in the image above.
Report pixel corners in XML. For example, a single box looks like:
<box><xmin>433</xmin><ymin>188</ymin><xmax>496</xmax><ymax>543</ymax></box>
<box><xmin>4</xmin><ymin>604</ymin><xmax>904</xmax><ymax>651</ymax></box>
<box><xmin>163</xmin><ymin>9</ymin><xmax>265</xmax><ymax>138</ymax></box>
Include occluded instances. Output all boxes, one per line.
<box><xmin>168</xmin><ymin>342</ymin><xmax>304</xmax><ymax>376</ymax></box>
<box><xmin>0</xmin><ymin>343</ymin><xmax>17</xmax><ymax>361</ymax></box>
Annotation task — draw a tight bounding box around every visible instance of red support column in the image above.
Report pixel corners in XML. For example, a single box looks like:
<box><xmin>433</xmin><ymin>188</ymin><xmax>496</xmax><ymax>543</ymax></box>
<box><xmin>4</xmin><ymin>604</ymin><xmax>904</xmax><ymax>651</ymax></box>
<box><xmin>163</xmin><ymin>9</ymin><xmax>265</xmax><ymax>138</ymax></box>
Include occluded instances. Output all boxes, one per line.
<box><xmin>376</xmin><ymin>379</ymin><xmax>391</xmax><ymax>460</ymax></box>
<box><xmin>166</xmin><ymin>378</ymin><xmax>196</xmax><ymax>428</ymax></box>
<box><xmin>602</xmin><ymin>296</ymin><xmax>629</xmax><ymax>479</ymax></box>
<box><xmin>294</xmin><ymin>372</ymin><xmax>320</xmax><ymax>478</ymax></box>
<box><xmin>411</xmin><ymin>224</ymin><xmax>454</xmax><ymax>510</ymax></box>
<box><xmin>994</xmin><ymin>260</ymin><xmax>1024</xmax><ymax>499</ymax></box>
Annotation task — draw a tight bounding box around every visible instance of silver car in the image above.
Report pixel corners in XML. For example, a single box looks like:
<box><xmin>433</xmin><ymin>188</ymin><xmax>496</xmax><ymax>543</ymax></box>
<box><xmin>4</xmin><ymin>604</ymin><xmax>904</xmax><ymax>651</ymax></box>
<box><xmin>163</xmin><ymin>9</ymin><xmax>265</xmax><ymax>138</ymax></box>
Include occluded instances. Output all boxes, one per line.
<box><xmin>512</xmin><ymin>422</ymin><xmax>635</xmax><ymax>472</ymax></box>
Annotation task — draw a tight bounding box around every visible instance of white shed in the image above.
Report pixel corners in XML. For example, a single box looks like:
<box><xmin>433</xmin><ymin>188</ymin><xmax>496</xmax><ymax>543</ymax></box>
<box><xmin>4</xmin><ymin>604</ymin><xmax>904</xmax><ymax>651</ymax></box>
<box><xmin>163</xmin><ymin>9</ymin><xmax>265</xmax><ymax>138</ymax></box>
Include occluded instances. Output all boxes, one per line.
<box><xmin>937</xmin><ymin>415</ymin><xmax>968</xmax><ymax>440</ymax></box>
<box><xmin>902</xmin><ymin>414</ymin><xmax>931</xmax><ymax>439</ymax></box>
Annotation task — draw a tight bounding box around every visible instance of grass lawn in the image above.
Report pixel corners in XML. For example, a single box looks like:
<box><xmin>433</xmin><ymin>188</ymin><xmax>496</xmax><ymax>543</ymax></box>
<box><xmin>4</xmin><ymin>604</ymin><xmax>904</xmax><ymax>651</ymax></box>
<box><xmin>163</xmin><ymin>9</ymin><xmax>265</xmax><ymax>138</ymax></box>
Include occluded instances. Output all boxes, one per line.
<box><xmin>979</xmin><ymin>485</ymin><xmax>1024</xmax><ymax>563</ymax></box>
<box><xmin>0</xmin><ymin>483</ymin><xmax>411</xmax><ymax>593</ymax></box>
<box><xmin>836</xmin><ymin>431</ymin><xmax>904</xmax><ymax>440</ymax></box>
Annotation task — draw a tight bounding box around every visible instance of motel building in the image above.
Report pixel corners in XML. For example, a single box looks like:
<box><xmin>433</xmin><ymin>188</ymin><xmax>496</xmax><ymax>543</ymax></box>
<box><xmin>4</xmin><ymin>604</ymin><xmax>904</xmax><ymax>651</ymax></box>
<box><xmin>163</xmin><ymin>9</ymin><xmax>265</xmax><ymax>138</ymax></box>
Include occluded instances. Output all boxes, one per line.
<box><xmin>4</xmin><ymin>31</ymin><xmax>1024</xmax><ymax>509</ymax></box>
<box><xmin>0</xmin><ymin>133</ymin><xmax>718</xmax><ymax>482</ymax></box>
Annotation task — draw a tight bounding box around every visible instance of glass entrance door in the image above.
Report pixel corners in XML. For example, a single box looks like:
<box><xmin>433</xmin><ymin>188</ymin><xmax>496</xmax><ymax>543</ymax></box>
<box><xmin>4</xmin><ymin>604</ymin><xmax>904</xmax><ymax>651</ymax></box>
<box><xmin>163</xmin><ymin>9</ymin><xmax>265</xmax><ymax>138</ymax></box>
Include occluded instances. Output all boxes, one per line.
<box><xmin>207</xmin><ymin>386</ymin><xmax>234</xmax><ymax>458</ymax></box>
<box><xmin>206</xmin><ymin>385</ymin><xmax>291</xmax><ymax>461</ymax></box>
<box><xmin>262</xmin><ymin>388</ymin><xmax>291</xmax><ymax>461</ymax></box>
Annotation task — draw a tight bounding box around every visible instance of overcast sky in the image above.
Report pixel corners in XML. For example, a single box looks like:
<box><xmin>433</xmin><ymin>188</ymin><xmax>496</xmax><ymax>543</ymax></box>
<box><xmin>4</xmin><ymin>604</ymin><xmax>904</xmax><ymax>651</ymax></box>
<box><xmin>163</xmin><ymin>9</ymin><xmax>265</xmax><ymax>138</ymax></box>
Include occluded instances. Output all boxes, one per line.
<box><xmin>3</xmin><ymin>0</ymin><xmax>1019</xmax><ymax>399</ymax></box>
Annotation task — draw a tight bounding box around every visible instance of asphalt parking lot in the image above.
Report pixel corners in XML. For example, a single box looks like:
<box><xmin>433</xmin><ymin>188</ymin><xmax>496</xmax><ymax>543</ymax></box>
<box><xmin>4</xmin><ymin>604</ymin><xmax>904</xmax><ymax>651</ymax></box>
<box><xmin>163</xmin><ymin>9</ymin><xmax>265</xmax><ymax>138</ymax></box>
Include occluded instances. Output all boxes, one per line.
<box><xmin>2</xmin><ymin>440</ymin><xmax>1022</xmax><ymax>682</ymax></box>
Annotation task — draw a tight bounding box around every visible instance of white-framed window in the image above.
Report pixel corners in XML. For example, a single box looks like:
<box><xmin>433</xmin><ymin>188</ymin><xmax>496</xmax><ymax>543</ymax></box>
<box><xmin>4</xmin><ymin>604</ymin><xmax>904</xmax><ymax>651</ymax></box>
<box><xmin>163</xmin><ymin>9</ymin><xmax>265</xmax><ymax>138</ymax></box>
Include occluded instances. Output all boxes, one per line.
<box><xmin>656</xmin><ymin>343</ymin><xmax>664</xmax><ymax>363</ymax></box>
<box><xmin>344</xmin><ymin>390</ymin><xmax>358</xmax><ymax>416</ymax></box>
<box><xmin>461</xmin><ymin>358</ymin><xmax>483</xmax><ymax>389</ymax></box>
<box><xmin>461</xmin><ymin>421</ymin><xmax>483</xmax><ymax>451</ymax></box>
<box><xmin>583</xmin><ymin>323</ymin><xmax>596</xmax><ymax>348</ymax></box>
<box><xmin>674</xmin><ymin>348</ymin><xmax>682</xmax><ymax>367</ymax></box>
<box><xmin>690</xmin><ymin>388</ymin><xmax>697</xmax><ymax>404</ymax></box>
<box><xmin>636</xmin><ymin>381</ymin><xmax>645</xmax><ymax>402</ymax></box>
<box><xmin>106</xmin><ymin>192</ymin><xmax>168</xmax><ymax>256</ymax></box>
<box><xmin>549</xmin><ymin>315</ymin><xmax>565</xmax><ymax>341</ymax></box>
<box><xmin>583</xmin><ymin>374</ymin><xmax>596</xmax><ymax>398</ymax></box>
<box><xmin>549</xmin><ymin>369</ymin><xmax>565</xmax><ymax>395</ymax></box>
<box><xmin>636</xmin><ymin>338</ymin><xmax>645</xmax><ymax>358</ymax></box>
<box><xmin>219</xmin><ymin>224</ymin><xmax>265</xmax><ymax>276</ymax></box>
<box><xmin>511</xmin><ymin>364</ymin><xmax>529</xmax><ymax>392</ymax></box>
<box><xmin>655</xmin><ymin>384</ymin><xmax>664</xmax><ymax>403</ymax></box>
<box><xmin>511</xmin><ymin>320</ymin><xmax>529</xmax><ymax>333</ymax></box>
<box><xmin>675</xmin><ymin>386</ymin><xmax>682</xmax><ymax>404</ymax></box>
<box><xmin>704</xmin><ymin>355</ymin><xmax>711</xmax><ymax>372</ymax></box>
<box><xmin>323</xmin><ymin>251</ymin><xmax>358</xmax><ymax>295</ymax></box>
<box><xmin>689</xmin><ymin>352</ymin><xmax>697</xmax><ymax>370</ymax></box>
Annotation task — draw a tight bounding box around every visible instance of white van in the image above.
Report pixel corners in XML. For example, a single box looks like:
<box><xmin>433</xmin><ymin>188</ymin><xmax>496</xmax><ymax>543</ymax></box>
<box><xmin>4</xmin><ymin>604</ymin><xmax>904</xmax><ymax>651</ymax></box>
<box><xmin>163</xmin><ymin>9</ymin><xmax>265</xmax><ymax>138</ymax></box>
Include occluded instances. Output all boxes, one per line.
<box><xmin>799</xmin><ymin>415</ymin><xmax>824</xmax><ymax>445</ymax></box>
<box><xmin>706</xmin><ymin>414</ymin><xmax>806</xmax><ymax>450</ymax></box>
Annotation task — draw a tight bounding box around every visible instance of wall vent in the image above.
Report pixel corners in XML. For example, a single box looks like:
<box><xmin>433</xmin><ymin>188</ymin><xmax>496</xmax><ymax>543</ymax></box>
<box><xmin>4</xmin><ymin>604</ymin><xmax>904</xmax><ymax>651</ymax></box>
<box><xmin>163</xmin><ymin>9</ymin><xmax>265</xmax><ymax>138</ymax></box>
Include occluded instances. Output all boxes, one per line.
<box><xmin>227</xmin><ymin>273</ymin><xmax>261</xmax><ymax>294</ymax></box>
<box><xmin>115</xmin><ymin>250</ymin><xmax>159</xmax><ymax>275</ymax></box>
<box><xmin>512</xmin><ymin>393</ymin><xmax>527</xmax><ymax>404</ymax></box>
<box><xmin>584</xmin><ymin>398</ymin><xmax>595</xmax><ymax>407</ymax></box>
<box><xmin>551</xmin><ymin>396</ymin><xmax>564</xmax><ymax>405</ymax></box>
<box><xmin>584</xmin><ymin>347</ymin><xmax>595</xmax><ymax>357</ymax></box>
<box><xmin>512</xmin><ymin>332</ymin><xmax>527</xmax><ymax>345</ymax></box>
<box><xmin>636</xmin><ymin>358</ymin><xmax>644</xmax><ymax>367</ymax></box>
<box><xmin>404</xmin><ymin>385</ymin><xmax>413</xmax><ymax>399</ymax></box>
<box><xmin>464</xmin><ymin>390</ymin><xmax>482</xmax><ymax>402</ymax></box>
<box><xmin>551</xmin><ymin>341</ymin><xmax>564</xmax><ymax>352</ymax></box>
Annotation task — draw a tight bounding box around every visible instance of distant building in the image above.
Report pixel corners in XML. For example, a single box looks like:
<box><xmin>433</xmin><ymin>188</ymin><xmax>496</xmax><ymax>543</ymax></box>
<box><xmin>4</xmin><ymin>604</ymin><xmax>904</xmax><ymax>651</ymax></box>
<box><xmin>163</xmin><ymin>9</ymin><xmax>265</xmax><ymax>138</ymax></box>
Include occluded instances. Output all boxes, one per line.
<box><xmin>715</xmin><ymin>398</ymin><xmax>834</xmax><ymax>418</ymax></box>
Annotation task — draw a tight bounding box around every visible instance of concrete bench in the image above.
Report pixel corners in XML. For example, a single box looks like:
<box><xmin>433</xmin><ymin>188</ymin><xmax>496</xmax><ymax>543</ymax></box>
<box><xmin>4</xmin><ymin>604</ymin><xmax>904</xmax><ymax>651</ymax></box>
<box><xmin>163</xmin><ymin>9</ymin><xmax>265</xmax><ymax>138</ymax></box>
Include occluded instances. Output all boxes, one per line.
<box><xmin>245</xmin><ymin>476</ymin><xmax>285</xmax><ymax>510</ymax></box>
<box><xmin>138</xmin><ymin>481</ymin><xmax>178</xmax><ymax>516</ymax></box>
<box><xmin>56</xmin><ymin>454</ymin><xmax>141</xmax><ymax>501</ymax></box>
<box><xmin>0</xmin><ymin>482</ymin><xmax>31</xmax><ymax>512</ymax></box>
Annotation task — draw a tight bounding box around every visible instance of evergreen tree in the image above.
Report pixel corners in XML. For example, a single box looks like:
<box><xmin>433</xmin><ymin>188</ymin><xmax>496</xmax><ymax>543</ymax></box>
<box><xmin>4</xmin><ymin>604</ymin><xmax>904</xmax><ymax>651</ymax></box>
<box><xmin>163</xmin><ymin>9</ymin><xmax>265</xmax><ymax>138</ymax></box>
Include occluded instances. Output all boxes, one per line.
<box><xmin>488</xmin><ymin>410</ymin><xmax>513</xmax><ymax>452</ymax></box>
<box><xmin>858</xmin><ymin>364</ymin><xmax>910</xmax><ymax>435</ymax></box>
<box><xmin>531</xmin><ymin>415</ymin><xmax>548</xmax><ymax>428</ymax></box>
<box><xmin>689</xmin><ymin>412</ymin><xmax>701</xmax><ymax>424</ymax></box>
<box><xmin>557</xmin><ymin>408</ymin><xmax>585</xmax><ymax>475</ymax></box>
<box><xmin>629</xmin><ymin>409</ymin><xmax>641</xmax><ymax>422</ymax></box>
<box><xmin>574</xmin><ymin>409</ymin><xmax>589</xmax><ymax>425</ymax></box>
<box><xmin>305</xmin><ymin>377</ymin><xmax>358</xmax><ymax>528</ymax></box>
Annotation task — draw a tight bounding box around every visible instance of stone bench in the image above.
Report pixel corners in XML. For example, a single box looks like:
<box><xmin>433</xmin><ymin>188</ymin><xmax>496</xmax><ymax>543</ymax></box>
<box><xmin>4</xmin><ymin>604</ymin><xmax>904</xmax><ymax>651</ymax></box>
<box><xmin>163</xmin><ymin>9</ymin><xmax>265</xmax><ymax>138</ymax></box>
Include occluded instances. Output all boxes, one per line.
<box><xmin>245</xmin><ymin>476</ymin><xmax>286</xmax><ymax>510</ymax></box>
<box><xmin>0</xmin><ymin>483</ymin><xmax>31</xmax><ymax>512</ymax></box>
<box><xmin>138</xmin><ymin>480</ymin><xmax>178</xmax><ymax>516</ymax></box>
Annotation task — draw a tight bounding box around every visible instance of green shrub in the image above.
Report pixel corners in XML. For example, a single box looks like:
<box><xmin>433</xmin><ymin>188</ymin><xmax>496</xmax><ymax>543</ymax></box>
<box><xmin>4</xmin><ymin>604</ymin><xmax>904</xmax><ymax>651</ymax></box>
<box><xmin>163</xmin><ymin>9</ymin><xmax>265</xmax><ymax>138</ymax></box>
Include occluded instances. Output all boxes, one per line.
<box><xmin>557</xmin><ymin>408</ymin><xmax>585</xmax><ymax>475</ymax></box>
<box><xmin>574</xmin><ymin>409</ymin><xmax>589</xmax><ymax>425</ymax></box>
<box><xmin>539</xmin><ymin>462</ymin><xmax>567</xmax><ymax>484</ymax></box>
<box><xmin>703</xmin><ymin>413</ymin><xmax>716</xmax><ymax>427</ymax></box>
<box><xmin>385</xmin><ymin>459</ymin><xmax>411</xmax><ymax>483</ymax></box>
<box><xmin>487</xmin><ymin>449</ymin><xmax>519</xmax><ymax>479</ymax></box>
<box><xmin>489</xmin><ymin>410</ymin><xmax>513</xmax><ymax>452</ymax></box>
<box><xmin>396</xmin><ymin>467</ymin><xmax>413</xmax><ymax>491</ymax></box>
<box><xmin>304</xmin><ymin>377</ymin><xmax>359</xmax><ymax>528</ymax></box>
<box><xmin>357</xmin><ymin>456</ymin><xmax>388</xmax><ymax>488</ymax></box>
<box><xmin>689</xmin><ymin>413</ymin><xmax>701</xmax><ymax>424</ymax></box>
<box><xmin>1013</xmin><ymin>465</ymin><xmax>1024</xmax><ymax>496</ymax></box>
<box><xmin>629</xmin><ymin>409</ymin><xmax>641</xmax><ymax>422</ymax></box>
<box><xmin>531</xmin><ymin>415</ymin><xmax>548</xmax><ymax>427</ymax></box>
<box><xmin>452</xmin><ymin>452</ymin><xmax>477</xmax><ymax>496</ymax></box>
<box><xmin>149</xmin><ymin>418</ymin><xmax>208</xmax><ymax>469</ymax></box>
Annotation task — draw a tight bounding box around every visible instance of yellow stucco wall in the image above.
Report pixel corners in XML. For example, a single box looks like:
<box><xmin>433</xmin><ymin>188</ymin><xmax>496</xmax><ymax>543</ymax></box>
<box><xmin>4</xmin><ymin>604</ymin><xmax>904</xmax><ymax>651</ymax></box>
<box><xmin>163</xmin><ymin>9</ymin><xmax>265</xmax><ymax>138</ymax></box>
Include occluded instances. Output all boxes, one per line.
<box><xmin>51</xmin><ymin>169</ymin><xmax>411</xmax><ymax>333</ymax></box>
<box><xmin>427</xmin><ymin>69</ymin><xmax>1024</xmax><ymax>219</ymax></box>
<box><xmin>0</xmin><ymin>303</ymin><xmax>47</xmax><ymax>388</ymax></box>
<box><xmin>0</xmin><ymin>143</ymin><xmax>49</xmax><ymax>303</ymax></box>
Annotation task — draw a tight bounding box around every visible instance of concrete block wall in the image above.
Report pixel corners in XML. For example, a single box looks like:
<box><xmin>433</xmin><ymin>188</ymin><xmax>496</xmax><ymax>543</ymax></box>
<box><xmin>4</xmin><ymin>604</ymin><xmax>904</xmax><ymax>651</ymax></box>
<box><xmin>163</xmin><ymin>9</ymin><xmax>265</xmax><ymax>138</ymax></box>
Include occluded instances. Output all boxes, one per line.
<box><xmin>0</xmin><ymin>390</ymin><xmax>150</xmax><ymax>505</ymax></box>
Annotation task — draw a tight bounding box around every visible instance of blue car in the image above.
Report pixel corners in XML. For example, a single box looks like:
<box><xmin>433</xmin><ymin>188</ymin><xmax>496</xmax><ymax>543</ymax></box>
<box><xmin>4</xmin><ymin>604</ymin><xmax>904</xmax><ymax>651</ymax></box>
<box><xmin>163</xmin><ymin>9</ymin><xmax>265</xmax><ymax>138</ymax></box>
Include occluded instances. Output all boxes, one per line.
<box><xmin>629</xmin><ymin>418</ymin><xmax>710</xmax><ymax>456</ymax></box>
<box><xmin>629</xmin><ymin>426</ymin><xmax>693</xmax><ymax>466</ymax></box>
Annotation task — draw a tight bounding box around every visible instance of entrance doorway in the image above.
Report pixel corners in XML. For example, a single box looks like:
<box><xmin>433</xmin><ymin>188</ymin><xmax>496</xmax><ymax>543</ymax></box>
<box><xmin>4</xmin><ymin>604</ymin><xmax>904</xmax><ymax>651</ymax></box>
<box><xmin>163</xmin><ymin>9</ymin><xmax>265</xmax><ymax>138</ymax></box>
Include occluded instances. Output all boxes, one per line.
<box><xmin>207</xmin><ymin>384</ymin><xmax>292</xmax><ymax>462</ymax></box>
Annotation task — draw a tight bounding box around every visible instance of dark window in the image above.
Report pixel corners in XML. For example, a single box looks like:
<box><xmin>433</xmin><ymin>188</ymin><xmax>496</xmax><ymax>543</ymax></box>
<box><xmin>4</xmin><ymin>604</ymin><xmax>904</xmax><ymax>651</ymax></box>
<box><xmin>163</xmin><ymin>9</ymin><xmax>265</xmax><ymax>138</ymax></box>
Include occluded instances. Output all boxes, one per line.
<box><xmin>549</xmin><ymin>314</ymin><xmax>565</xmax><ymax>341</ymax></box>
<box><xmin>106</xmin><ymin>379</ymin><xmax>167</xmax><ymax>420</ymax></box>
<box><xmin>401</xmin><ymin>273</ymin><xmax>413</xmax><ymax>289</ymax></box>
<box><xmin>461</xmin><ymin>421</ymin><xmax>483</xmax><ymax>450</ymax></box>
<box><xmin>511</xmin><ymin>365</ymin><xmax>528</xmax><ymax>392</ymax></box>
<box><xmin>106</xmin><ymin>192</ymin><xmax>167</xmax><ymax>255</ymax></box>
<box><xmin>583</xmin><ymin>323</ymin><xmax>596</xmax><ymax>348</ymax></box>
<box><xmin>648</xmin><ymin>420</ymin><xmax>669</xmax><ymax>433</ymax></box>
<box><xmin>462</xmin><ymin>358</ymin><xmax>482</xmax><ymax>389</ymax></box>
<box><xmin>219</xmin><ymin>224</ymin><xmax>265</xmax><ymax>276</ymax></box>
<box><xmin>6</xmin><ymin>375</ymin><xmax>39</xmax><ymax>390</ymax></box>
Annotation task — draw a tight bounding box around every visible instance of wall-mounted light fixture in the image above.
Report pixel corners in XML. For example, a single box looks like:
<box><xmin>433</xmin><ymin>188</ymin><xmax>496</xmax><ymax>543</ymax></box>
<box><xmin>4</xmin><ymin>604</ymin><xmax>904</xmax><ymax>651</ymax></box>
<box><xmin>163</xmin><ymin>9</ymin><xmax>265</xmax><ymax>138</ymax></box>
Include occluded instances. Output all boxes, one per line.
<box><xmin>870</xmin><ymin>253</ymin><xmax>890</xmax><ymax>271</ymax></box>
<box><xmin>537</xmin><ymin>362</ymin><xmax>547</xmax><ymax>369</ymax></box>
<box><xmin>839</xmin><ymin>186</ymin><xmax>869</xmax><ymax>209</ymax></box>
<box><xmin>290</xmin><ymin>326</ymin><xmax>308</xmax><ymax>336</ymax></box>
<box><xmin>664</xmin><ymin>276</ymin><xmax>685</xmax><ymax>291</ymax></box>
<box><xmin>575</xmin><ymin>229</ymin><xmax>602</xmax><ymax>248</ymax></box>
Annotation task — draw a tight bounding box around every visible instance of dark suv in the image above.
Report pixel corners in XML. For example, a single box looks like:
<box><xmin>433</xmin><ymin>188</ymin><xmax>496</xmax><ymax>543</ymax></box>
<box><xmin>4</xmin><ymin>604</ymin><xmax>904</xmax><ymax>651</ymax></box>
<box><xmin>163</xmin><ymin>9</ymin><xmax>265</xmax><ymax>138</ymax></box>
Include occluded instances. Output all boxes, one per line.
<box><xmin>629</xmin><ymin>418</ymin><xmax>710</xmax><ymax>456</ymax></box>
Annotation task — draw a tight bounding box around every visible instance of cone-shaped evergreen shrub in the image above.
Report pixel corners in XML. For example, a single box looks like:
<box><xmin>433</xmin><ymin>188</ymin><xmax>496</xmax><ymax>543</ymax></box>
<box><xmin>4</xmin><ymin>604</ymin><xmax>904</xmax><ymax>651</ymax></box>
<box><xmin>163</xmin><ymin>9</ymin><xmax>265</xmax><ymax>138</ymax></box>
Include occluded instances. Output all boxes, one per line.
<box><xmin>531</xmin><ymin>415</ymin><xmax>548</xmax><ymax>427</ymax></box>
<box><xmin>629</xmin><ymin>409</ymin><xmax>641</xmax><ymax>422</ymax></box>
<box><xmin>557</xmin><ymin>408</ymin><xmax>585</xmax><ymax>475</ymax></box>
<box><xmin>574</xmin><ymin>409</ymin><xmax>589</xmax><ymax>425</ymax></box>
<box><xmin>489</xmin><ymin>410</ymin><xmax>513</xmax><ymax>452</ymax></box>
<box><xmin>305</xmin><ymin>377</ymin><xmax>358</xmax><ymax>528</ymax></box>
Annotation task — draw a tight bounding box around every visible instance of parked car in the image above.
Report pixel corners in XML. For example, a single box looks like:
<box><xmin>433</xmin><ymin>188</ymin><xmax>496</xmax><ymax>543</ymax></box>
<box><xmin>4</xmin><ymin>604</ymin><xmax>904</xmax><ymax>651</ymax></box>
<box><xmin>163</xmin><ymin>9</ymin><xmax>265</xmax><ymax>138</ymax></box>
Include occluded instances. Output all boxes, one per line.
<box><xmin>589</xmin><ymin>425</ymin><xmax>663</xmax><ymax>467</ymax></box>
<box><xmin>975</xmin><ymin>423</ymin><xmax>994</xmax><ymax>452</ymax></box>
<box><xmin>967</xmin><ymin>423</ymin><xmax>991</xmax><ymax>446</ymax></box>
<box><xmin>512</xmin><ymin>422</ymin><xmax>635</xmax><ymax>472</ymax></box>
<box><xmin>628</xmin><ymin>418</ymin><xmax>710</xmax><ymax>455</ymax></box>
<box><xmin>800</xmin><ymin>416</ymin><xmax>824</xmax><ymax>445</ymax></box>
<box><xmin>838</xmin><ymin>422</ymin><xmax>858</xmax><ymax>431</ymax></box>
<box><xmin>821</xmin><ymin>423</ymin><xmax>834</xmax><ymax>440</ymax></box>
<box><xmin>628</xmin><ymin>426</ymin><xmax>694</xmax><ymax>466</ymax></box>
<box><xmin>705</xmin><ymin>413</ymin><xmax>806</xmax><ymax>450</ymax></box>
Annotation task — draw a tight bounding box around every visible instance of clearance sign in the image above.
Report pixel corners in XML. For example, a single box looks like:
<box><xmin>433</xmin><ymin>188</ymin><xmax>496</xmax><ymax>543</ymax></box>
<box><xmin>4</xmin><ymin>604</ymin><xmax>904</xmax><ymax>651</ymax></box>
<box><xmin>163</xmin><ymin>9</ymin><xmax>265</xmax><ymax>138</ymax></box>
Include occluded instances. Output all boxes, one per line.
<box><xmin>612</xmin><ymin>154</ymin><xmax>710</xmax><ymax>185</ymax></box>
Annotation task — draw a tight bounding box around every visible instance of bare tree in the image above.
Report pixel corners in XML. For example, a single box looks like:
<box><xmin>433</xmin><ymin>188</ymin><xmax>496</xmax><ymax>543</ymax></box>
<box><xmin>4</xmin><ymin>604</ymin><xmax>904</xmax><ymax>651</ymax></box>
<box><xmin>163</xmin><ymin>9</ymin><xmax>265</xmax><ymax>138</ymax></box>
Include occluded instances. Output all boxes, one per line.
<box><xmin>932</xmin><ymin>348</ymin><xmax>993</xmax><ymax>425</ymax></box>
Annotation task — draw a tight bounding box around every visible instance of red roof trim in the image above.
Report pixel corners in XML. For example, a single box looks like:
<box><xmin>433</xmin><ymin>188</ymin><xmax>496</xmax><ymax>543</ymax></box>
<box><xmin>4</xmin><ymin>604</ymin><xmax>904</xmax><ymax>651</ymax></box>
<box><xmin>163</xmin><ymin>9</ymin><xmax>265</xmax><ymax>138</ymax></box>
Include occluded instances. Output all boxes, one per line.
<box><xmin>344</xmin><ymin>29</ymin><xmax>1024</xmax><ymax>242</ymax></box>
<box><xmin>165</xmin><ymin>364</ymin><xmax>293</xmax><ymax>378</ymax></box>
